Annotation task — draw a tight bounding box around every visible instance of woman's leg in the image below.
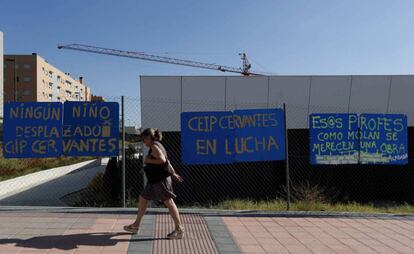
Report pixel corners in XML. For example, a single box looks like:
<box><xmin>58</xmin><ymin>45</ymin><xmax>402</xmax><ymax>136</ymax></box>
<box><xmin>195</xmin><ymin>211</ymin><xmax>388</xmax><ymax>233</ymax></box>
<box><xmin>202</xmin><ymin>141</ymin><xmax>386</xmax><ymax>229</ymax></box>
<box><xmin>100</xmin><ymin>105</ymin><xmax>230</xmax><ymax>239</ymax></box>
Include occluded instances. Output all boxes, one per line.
<box><xmin>163</xmin><ymin>198</ymin><xmax>183</xmax><ymax>230</ymax></box>
<box><xmin>132</xmin><ymin>195</ymin><xmax>148</xmax><ymax>227</ymax></box>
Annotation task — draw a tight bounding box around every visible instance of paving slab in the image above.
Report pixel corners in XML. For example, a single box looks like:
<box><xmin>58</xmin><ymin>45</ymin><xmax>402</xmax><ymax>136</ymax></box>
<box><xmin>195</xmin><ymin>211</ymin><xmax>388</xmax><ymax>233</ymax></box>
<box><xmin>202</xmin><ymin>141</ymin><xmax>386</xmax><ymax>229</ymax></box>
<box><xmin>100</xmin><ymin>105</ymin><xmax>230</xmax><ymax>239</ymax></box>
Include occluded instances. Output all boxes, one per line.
<box><xmin>222</xmin><ymin>215</ymin><xmax>414</xmax><ymax>254</ymax></box>
<box><xmin>0</xmin><ymin>208</ymin><xmax>413</xmax><ymax>253</ymax></box>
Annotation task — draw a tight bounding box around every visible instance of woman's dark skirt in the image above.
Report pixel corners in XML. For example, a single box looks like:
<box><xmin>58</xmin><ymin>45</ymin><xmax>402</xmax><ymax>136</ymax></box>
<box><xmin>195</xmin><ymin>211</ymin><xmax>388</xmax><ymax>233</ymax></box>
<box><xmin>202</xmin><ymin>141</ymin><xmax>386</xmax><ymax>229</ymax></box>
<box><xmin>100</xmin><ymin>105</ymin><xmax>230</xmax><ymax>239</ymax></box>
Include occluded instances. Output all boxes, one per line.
<box><xmin>141</xmin><ymin>176</ymin><xmax>176</xmax><ymax>201</ymax></box>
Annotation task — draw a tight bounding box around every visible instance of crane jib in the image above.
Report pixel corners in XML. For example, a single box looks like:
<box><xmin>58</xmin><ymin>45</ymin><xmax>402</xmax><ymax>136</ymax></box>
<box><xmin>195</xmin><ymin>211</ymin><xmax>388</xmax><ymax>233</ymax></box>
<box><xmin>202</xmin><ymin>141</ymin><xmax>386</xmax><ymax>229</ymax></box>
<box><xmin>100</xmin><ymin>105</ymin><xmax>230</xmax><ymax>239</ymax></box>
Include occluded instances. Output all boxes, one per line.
<box><xmin>57</xmin><ymin>43</ymin><xmax>263</xmax><ymax>76</ymax></box>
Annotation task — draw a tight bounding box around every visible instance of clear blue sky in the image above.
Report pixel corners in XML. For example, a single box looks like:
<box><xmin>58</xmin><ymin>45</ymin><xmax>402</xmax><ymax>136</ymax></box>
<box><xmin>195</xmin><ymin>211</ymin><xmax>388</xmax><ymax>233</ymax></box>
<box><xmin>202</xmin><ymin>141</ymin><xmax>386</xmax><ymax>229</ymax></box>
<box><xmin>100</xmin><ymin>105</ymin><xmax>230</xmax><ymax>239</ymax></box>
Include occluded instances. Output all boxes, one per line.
<box><xmin>1</xmin><ymin>0</ymin><xmax>414</xmax><ymax>98</ymax></box>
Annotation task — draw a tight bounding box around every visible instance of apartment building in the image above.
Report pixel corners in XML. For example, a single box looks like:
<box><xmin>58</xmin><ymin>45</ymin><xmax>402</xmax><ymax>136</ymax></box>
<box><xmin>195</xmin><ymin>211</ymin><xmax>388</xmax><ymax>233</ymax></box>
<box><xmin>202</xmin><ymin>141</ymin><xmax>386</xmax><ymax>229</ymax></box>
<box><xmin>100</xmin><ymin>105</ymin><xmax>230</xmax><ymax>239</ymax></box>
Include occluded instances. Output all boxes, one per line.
<box><xmin>0</xmin><ymin>31</ymin><xmax>3</xmax><ymax>118</ymax></box>
<box><xmin>3</xmin><ymin>53</ymin><xmax>91</xmax><ymax>103</ymax></box>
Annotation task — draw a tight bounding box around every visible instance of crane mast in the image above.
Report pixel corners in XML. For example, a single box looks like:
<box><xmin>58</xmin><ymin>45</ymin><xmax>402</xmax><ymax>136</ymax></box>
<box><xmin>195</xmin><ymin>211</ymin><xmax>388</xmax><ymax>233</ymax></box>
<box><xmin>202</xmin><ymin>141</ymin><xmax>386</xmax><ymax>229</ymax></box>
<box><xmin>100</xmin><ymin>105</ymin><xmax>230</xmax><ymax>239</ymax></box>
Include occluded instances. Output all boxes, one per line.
<box><xmin>57</xmin><ymin>43</ymin><xmax>261</xmax><ymax>76</ymax></box>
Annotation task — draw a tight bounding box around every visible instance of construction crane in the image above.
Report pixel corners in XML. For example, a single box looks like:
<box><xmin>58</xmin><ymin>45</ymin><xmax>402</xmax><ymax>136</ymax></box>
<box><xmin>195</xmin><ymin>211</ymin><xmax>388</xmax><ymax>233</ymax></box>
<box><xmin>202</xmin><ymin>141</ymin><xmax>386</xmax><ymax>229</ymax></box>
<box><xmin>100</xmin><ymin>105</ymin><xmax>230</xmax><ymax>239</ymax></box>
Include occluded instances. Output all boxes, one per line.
<box><xmin>57</xmin><ymin>43</ymin><xmax>262</xmax><ymax>76</ymax></box>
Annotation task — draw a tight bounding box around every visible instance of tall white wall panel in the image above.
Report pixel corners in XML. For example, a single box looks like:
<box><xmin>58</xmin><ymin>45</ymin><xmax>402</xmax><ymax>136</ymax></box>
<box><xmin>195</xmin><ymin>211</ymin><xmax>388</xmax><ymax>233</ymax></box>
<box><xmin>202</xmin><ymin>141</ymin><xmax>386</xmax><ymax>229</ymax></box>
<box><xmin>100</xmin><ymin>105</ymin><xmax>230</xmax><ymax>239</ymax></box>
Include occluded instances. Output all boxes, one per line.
<box><xmin>225</xmin><ymin>76</ymin><xmax>268</xmax><ymax>110</ymax></box>
<box><xmin>308</xmin><ymin>76</ymin><xmax>352</xmax><ymax>114</ymax></box>
<box><xmin>388</xmin><ymin>76</ymin><xmax>414</xmax><ymax>125</ymax></box>
<box><xmin>349</xmin><ymin>76</ymin><xmax>391</xmax><ymax>114</ymax></box>
<box><xmin>182</xmin><ymin>76</ymin><xmax>226</xmax><ymax>112</ymax></box>
<box><xmin>140</xmin><ymin>75</ymin><xmax>414</xmax><ymax>130</ymax></box>
<box><xmin>269</xmin><ymin>76</ymin><xmax>311</xmax><ymax>128</ymax></box>
<box><xmin>140</xmin><ymin>76</ymin><xmax>181</xmax><ymax>131</ymax></box>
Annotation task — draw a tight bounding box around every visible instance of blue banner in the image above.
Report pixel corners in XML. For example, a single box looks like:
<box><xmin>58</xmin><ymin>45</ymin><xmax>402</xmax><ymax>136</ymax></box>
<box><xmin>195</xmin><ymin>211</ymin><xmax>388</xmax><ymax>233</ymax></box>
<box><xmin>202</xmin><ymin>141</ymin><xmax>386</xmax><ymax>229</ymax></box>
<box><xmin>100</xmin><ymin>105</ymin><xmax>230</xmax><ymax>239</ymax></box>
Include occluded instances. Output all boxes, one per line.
<box><xmin>3</xmin><ymin>102</ymin><xmax>63</xmax><ymax>158</ymax></box>
<box><xmin>63</xmin><ymin>102</ymin><xmax>119</xmax><ymax>156</ymax></box>
<box><xmin>181</xmin><ymin>108</ymin><xmax>286</xmax><ymax>165</ymax></box>
<box><xmin>233</xmin><ymin>109</ymin><xmax>286</xmax><ymax>162</ymax></box>
<box><xmin>310</xmin><ymin>113</ymin><xmax>359</xmax><ymax>165</ymax></box>
<box><xmin>359</xmin><ymin>114</ymin><xmax>408</xmax><ymax>164</ymax></box>
<box><xmin>181</xmin><ymin>111</ymin><xmax>234</xmax><ymax>165</ymax></box>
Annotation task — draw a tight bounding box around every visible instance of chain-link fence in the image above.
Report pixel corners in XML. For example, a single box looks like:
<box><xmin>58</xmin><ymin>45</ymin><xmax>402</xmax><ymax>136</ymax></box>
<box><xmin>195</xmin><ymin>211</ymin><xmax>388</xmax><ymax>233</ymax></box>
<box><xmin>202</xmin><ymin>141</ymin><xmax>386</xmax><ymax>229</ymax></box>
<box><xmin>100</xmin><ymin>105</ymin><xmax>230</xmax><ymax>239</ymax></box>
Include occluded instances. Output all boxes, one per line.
<box><xmin>87</xmin><ymin>96</ymin><xmax>144</xmax><ymax>208</ymax></box>
<box><xmin>137</xmin><ymin>97</ymin><xmax>414</xmax><ymax>208</ymax></box>
<box><xmin>287</xmin><ymin>104</ymin><xmax>414</xmax><ymax>205</ymax></box>
<box><xmin>0</xmin><ymin>95</ymin><xmax>412</xmax><ymax>208</ymax></box>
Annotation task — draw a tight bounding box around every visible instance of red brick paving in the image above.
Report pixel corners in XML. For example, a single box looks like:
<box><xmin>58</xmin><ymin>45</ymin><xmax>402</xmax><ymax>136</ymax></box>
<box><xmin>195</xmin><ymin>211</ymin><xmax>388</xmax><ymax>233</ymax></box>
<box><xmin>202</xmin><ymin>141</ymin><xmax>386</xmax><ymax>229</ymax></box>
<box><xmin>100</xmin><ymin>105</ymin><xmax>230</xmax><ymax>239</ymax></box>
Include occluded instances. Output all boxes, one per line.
<box><xmin>0</xmin><ymin>212</ymin><xmax>132</xmax><ymax>254</ymax></box>
<box><xmin>223</xmin><ymin>216</ymin><xmax>414</xmax><ymax>254</ymax></box>
<box><xmin>2</xmin><ymin>211</ymin><xmax>414</xmax><ymax>254</ymax></box>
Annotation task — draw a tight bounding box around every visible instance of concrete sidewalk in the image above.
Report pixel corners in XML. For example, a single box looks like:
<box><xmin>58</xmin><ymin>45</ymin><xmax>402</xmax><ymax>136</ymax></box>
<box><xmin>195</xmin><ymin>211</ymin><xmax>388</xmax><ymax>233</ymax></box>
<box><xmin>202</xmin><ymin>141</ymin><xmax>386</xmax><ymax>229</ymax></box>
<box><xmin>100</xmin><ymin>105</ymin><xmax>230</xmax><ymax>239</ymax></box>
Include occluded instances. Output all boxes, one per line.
<box><xmin>0</xmin><ymin>207</ymin><xmax>413</xmax><ymax>253</ymax></box>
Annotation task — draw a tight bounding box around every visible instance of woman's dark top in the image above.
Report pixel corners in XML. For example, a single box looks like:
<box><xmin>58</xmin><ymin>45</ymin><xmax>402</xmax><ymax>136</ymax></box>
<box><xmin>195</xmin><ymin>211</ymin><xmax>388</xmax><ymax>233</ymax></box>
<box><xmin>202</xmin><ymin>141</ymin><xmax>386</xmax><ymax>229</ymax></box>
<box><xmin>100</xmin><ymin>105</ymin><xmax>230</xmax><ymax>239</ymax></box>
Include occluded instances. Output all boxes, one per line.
<box><xmin>144</xmin><ymin>141</ymin><xmax>170</xmax><ymax>184</ymax></box>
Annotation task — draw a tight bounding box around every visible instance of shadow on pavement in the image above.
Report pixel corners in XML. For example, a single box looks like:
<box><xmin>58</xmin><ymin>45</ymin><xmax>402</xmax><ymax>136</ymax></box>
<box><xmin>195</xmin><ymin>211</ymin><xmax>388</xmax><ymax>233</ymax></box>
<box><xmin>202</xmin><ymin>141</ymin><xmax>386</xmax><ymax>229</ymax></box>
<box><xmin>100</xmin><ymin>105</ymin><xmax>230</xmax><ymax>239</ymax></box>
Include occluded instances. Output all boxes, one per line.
<box><xmin>0</xmin><ymin>232</ymin><xmax>163</xmax><ymax>250</ymax></box>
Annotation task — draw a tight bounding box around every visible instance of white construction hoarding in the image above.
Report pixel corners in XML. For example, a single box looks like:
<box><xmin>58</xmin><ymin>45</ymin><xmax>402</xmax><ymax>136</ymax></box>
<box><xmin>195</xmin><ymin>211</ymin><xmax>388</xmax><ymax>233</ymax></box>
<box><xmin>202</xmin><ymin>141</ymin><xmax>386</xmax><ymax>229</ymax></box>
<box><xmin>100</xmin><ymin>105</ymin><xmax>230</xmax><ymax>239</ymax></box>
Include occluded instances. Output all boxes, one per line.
<box><xmin>140</xmin><ymin>75</ymin><xmax>414</xmax><ymax>131</ymax></box>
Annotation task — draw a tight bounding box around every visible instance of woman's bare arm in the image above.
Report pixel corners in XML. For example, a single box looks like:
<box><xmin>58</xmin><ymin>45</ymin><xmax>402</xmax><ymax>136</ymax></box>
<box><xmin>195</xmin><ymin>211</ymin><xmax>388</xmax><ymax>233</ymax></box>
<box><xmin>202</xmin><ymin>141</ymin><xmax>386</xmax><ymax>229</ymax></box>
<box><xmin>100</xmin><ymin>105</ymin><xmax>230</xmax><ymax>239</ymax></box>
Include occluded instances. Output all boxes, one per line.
<box><xmin>167</xmin><ymin>160</ymin><xmax>184</xmax><ymax>182</ymax></box>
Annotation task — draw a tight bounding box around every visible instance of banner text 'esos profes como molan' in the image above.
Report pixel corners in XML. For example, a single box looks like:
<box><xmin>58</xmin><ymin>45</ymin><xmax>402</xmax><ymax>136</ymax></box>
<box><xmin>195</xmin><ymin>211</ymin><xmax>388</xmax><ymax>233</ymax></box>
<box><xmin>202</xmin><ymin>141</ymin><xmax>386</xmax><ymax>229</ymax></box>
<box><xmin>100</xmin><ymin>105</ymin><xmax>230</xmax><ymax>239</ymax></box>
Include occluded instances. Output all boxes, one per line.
<box><xmin>310</xmin><ymin>113</ymin><xmax>408</xmax><ymax>165</ymax></box>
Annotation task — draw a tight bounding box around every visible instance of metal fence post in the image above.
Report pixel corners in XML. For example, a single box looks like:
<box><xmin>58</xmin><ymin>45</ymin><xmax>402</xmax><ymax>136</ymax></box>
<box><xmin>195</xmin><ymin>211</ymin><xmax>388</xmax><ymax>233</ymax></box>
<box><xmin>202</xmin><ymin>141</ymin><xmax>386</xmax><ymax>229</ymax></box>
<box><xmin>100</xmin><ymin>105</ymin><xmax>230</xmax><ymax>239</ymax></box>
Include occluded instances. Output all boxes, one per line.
<box><xmin>121</xmin><ymin>96</ymin><xmax>126</xmax><ymax>208</ymax></box>
<box><xmin>283</xmin><ymin>103</ymin><xmax>291</xmax><ymax>210</ymax></box>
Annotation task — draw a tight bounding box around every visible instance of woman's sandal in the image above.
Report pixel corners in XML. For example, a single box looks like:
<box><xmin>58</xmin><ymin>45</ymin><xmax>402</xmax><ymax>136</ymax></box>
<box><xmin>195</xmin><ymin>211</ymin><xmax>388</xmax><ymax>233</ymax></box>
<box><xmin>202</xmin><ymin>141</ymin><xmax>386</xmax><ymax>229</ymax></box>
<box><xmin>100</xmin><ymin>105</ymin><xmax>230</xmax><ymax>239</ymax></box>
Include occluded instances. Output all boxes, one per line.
<box><xmin>167</xmin><ymin>227</ymin><xmax>184</xmax><ymax>239</ymax></box>
<box><xmin>124</xmin><ymin>224</ymin><xmax>139</xmax><ymax>234</ymax></box>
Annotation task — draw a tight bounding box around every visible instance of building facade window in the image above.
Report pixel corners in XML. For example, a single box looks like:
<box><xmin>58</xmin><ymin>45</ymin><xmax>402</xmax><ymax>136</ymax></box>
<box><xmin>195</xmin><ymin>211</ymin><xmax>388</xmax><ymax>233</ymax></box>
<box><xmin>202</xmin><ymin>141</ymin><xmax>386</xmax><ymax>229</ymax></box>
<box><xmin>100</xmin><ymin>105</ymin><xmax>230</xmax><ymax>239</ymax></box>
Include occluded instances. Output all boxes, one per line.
<box><xmin>23</xmin><ymin>64</ymin><xmax>31</xmax><ymax>69</ymax></box>
<box><xmin>23</xmin><ymin>77</ymin><xmax>31</xmax><ymax>83</ymax></box>
<box><xmin>23</xmin><ymin>90</ymin><xmax>31</xmax><ymax>95</ymax></box>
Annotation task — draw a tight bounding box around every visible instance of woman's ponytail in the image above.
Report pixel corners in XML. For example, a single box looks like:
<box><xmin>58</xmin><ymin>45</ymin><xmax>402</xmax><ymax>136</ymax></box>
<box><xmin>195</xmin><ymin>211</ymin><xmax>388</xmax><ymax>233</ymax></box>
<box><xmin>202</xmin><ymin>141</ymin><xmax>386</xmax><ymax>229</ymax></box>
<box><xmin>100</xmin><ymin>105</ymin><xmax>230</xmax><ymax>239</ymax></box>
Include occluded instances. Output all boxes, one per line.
<box><xmin>153</xmin><ymin>129</ymin><xmax>163</xmax><ymax>141</ymax></box>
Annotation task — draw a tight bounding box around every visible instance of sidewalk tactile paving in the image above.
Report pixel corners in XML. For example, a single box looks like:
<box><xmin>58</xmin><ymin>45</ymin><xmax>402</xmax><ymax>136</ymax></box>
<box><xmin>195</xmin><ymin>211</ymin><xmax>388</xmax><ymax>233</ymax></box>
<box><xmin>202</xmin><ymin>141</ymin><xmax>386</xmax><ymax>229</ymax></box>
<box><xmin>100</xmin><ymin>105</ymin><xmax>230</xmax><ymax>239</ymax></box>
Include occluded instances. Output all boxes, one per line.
<box><xmin>153</xmin><ymin>213</ymin><xmax>219</xmax><ymax>254</ymax></box>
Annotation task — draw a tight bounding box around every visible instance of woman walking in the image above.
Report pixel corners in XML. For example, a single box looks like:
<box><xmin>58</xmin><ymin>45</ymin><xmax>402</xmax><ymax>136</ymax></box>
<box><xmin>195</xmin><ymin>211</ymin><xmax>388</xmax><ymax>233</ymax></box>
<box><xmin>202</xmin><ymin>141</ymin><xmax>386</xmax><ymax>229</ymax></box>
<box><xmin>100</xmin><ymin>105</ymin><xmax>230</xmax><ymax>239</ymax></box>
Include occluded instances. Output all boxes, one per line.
<box><xmin>124</xmin><ymin>128</ymin><xmax>184</xmax><ymax>239</ymax></box>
